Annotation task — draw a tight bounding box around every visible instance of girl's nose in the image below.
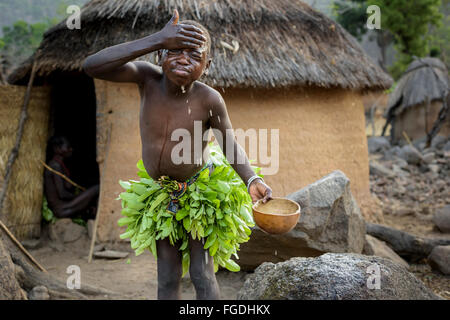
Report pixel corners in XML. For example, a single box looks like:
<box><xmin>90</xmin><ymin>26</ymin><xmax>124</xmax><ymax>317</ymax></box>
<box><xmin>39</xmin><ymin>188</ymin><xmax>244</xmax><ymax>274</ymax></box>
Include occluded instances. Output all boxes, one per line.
<box><xmin>177</xmin><ymin>54</ymin><xmax>189</xmax><ymax>65</ymax></box>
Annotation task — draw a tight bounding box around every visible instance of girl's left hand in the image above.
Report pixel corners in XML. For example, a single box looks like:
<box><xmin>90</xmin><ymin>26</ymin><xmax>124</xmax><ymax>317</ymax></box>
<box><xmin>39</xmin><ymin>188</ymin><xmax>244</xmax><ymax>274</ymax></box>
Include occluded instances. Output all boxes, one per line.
<box><xmin>249</xmin><ymin>179</ymin><xmax>273</xmax><ymax>204</ymax></box>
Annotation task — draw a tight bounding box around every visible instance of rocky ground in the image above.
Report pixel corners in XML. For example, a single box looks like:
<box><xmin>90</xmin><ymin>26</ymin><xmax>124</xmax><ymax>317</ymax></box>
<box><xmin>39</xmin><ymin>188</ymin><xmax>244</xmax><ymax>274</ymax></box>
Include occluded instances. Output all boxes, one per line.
<box><xmin>368</xmin><ymin>135</ymin><xmax>450</xmax><ymax>299</ymax></box>
<box><xmin>19</xmin><ymin>135</ymin><xmax>450</xmax><ymax>300</ymax></box>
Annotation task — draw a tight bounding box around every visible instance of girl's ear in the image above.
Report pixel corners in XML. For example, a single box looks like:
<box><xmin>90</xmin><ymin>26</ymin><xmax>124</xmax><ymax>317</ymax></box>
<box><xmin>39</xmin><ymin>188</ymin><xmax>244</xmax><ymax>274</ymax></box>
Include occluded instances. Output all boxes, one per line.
<box><xmin>204</xmin><ymin>58</ymin><xmax>212</xmax><ymax>75</ymax></box>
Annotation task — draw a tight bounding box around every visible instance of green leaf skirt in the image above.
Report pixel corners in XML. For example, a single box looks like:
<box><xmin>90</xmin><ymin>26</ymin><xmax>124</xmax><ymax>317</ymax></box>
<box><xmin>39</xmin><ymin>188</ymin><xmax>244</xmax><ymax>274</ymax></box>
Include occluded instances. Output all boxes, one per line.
<box><xmin>117</xmin><ymin>142</ymin><xmax>262</xmax><ymax>276</ymax></box>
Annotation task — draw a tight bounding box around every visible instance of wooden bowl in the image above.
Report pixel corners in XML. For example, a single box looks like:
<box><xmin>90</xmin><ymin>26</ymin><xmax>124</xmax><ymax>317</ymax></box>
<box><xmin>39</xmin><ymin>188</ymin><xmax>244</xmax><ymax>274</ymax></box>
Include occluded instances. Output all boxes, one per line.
<box><xmin>252</xmin><ymin>197</ymin><xmax>301</xmax><ymax>235</ymax></box>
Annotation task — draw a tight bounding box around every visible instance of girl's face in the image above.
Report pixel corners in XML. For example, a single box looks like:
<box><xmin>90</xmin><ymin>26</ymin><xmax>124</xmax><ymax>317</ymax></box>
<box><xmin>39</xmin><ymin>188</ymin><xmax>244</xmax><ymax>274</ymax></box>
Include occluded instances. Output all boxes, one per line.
<box><xmin>160</xmin><ymin>46</ymin><xmax>210</xmax><ymax>87</ymax></box>
<box><xmin>55</xmin><ymin>141</ymin><xmax>73</xmax><ymax>158</ymax></box>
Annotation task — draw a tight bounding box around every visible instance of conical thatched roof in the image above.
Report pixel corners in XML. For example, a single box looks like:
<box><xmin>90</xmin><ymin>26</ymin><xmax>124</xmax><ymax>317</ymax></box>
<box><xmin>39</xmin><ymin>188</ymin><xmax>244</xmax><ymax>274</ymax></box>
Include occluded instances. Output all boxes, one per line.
<box><xmin>386</xmin><ymin>57</ymin><xmax>449</xmax><ymax>117</ymax></box>
<box><xmin>8</xmin><ymin>0</ymin><xmax>392</xmax><ymax>90</ymax></box>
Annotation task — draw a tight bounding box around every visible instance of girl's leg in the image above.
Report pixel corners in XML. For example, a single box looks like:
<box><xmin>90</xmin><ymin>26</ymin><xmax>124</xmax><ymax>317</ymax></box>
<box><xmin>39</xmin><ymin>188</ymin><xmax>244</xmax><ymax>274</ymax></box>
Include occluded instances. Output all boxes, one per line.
<box><xmin>189</xmin><ymin>236</ymin><xmax>220</xmax><ymax>300</ymax></box>
<box><xmin>156</xmin><ymin>238</ymin><xmax>183</xmax><ymax>300</ymax></box>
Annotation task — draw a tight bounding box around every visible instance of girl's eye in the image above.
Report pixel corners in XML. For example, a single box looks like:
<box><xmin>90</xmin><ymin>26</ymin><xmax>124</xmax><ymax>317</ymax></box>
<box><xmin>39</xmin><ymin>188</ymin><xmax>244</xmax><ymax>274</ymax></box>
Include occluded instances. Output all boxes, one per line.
<box><xmin>168</xmin><ymin>49</ymin><xmax>181</xmax><ymax>55</ymax></box>
<box><xmin>190</xmin><ymin>52</ymin><xmax>202</xmax><ymax>59</ymax></box>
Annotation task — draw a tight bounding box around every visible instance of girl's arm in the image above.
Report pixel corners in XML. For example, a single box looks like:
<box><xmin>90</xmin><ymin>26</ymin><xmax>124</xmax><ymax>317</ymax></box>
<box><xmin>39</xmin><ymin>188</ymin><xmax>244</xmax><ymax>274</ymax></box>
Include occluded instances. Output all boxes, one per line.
<box><xmin>82</xmin><ymin>10</ymin><xmax>206</xmax><ymax>84</ymax></box>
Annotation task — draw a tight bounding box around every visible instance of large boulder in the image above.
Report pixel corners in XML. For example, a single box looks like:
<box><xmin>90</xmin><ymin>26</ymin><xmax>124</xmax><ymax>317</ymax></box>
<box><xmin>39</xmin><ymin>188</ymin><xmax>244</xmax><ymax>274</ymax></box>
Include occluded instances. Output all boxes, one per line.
<box><xmin>363</xmin><ymin>235</ymin><xmax>409</xmax><ymax>269</ymax></box>
<box><xmin>237</xmin><ymin>253</ymin><xmax>441</xmax><ymax>300</ymax></box>
<box><xmin>398</xmin><ymin>145</ymin><xmax>424</xmax><ymax>165</ymax></box>
<box><xmin>49</xmin><ymin>218</ymin><xmax>87</xmax><ymax>243</ymax></box>
<box><xmin>238</xmin><ymin>171</ymin><xmax>366</xmax><ymax>270</ymax></box>
<box><xmin>433</xmin><ymin>205</ymin><xmax>450</xmax><ymax>233</ymax></box>
<box><xmin>367</xmin><ymin>136</ymin><xmax>391</xmax><ymax>154</ymax></box>
<box><xmin>427</xmin><ymin>246</ymin><xmax>450</xmax><ymax>275</ymax></box>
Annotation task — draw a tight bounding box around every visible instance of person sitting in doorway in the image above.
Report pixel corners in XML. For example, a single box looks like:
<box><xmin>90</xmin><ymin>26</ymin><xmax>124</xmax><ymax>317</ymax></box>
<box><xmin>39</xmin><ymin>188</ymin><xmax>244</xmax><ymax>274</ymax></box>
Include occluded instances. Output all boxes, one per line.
<box><xmin>44</xmin><ymin>136</ymin><xmax>99</xmax><ymax>219</ymax></box>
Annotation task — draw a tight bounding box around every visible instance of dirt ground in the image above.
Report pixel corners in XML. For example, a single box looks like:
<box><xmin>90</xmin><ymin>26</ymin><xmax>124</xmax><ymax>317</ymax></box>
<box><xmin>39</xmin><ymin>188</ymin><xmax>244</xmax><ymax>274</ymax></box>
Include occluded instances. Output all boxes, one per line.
<box><xmin>380</xmin><ymin>214</ymin><xmax>450</xmax><ymax>300</ymax></box>
<box><xmin>29</xmin><ymin>226</ymin><xmax>249</xmax><ymax>300</ymax></box>
<box><xmin>26</xmin><ymin>209</ymin><xmax>449</xmax><ymax>300</ymax></box>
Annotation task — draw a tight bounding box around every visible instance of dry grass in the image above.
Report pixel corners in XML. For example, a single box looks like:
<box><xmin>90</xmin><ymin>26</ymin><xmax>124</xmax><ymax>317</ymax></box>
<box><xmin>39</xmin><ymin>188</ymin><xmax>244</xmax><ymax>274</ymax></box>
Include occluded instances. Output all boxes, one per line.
<box><xmin>386</xmin><ymin>57</ymin><xmax>448</xmax><ymax>117</ymax></box>
<box><xmin>0</xmin><ymin>85</ymin><xmax>51</xmax><ymax>240</ymax></box>
<box><xmin>9</xmin><ymin>0</ymin><xmax>392</xmax><ymax>91</ymax></box>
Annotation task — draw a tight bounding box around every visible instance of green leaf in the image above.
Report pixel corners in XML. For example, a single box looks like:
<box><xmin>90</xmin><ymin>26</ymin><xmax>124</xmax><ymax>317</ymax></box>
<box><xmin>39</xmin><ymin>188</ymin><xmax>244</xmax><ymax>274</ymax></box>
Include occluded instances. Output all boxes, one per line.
<box><xmin>119</xmin><ymin>180</ymin><xmax>131</xmax><ymax>190</ymax></box>
<box><xmin>121</xmin><ymin>208</ymin><xmax>140</xmax><ymax>217</ymax></box>
<box><xmin>119</xmin><ymin>230</ymin><xmax>135</xmax><ymax>239</ymax></box>
<box><xmin>127</xmin><ymin>200</ymin><xmax>146</xmax><ymax>211</ymax></box>
<box><xmin>131</xmin><ymin>183</ymin><xmax>147</xmax><ymax>196</ymax></box>
<box><xmin>183</xmin><ymin>217</ymin><xmax>191</xmax><ymax>232</ymax></box>
<box><xmin>204</xmin><ymin>225</ymin><xmax>214</xmax><ymax>237</ymax></box>
<box><xmin>118</xmin><ymin>217</ymin><xmax>134</xmax><ymax>227</ymax></box>
<box><xmin>149</xmin><ymin>192</ymin><xmax>169</xmax><ymax>212</ymax></box>
<box><xmin>175</xmin><ymin>208</ymin><xmax>189</xmax><ymax>221</ymax></box>
<box><xmin>209</xmin><ymin>240</ymin><xmax>219</xmax><ymax>257</ymax></box>
<box><xmin>225</xmin><ymin>259</ymin><xmax>240</xmax><ymax>272</ymax></box>
<box><xmin>197</xmin><ymin>223</ymin><xmax>204</xmax><ymax>238</ymax></box>
<box><xmin>216</xmin><ymin>209</ymin><xmax>223</xmax><ymax>220</ymax></box>
<box><xmin>203</xmin><ymin>233</ymin><xmax>217</xmax><ymax>249</ymax></box>
<box><xmin>239</xmin><ymin>205</ymin><xmax>254</xmax><ymax>225</ymax></box>
<box><xmin>182</xmin><ymin>250</ymin><xmax>190</xmax><ymax>277</ymax></box>
<box><xmin>179</xmin><ymin>239</ymin><xmax>188</xmax><ymax>251</ymax></box>
<box><xmin>150</xmin><ymin>237</ymin><xmax>157</xmax><ymax>259</ymax></box>
<box><xmin>137</xmin><ymin>187</ymin><xmax>159</xmax><ymax>202</ymax></box>
<box><xmin>119</xmin><ymin>192</ymin><xmax>140</xmax><ymax>203</ymax></box>
<box><xmin>136</xmin><ymin>159</ymin><xmax>146</xmax><ymax>172</ymax></box>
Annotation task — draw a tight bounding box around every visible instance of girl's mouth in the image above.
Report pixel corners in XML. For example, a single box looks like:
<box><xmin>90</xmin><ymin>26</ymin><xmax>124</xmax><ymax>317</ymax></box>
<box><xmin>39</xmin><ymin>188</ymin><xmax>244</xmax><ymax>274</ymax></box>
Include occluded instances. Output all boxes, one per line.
<box><xmin>172</xmin><ymin>67</ymin><xmax>191</xmax><ymax>77</ymax></box>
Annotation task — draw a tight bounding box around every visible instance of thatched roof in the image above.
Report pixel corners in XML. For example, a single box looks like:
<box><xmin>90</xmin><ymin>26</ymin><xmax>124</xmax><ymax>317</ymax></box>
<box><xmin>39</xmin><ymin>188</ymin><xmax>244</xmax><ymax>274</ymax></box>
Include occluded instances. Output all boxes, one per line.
<box><xmin>8</xmin><ymin>0</ymin><xmax>392</xmax><ymax>91</ymax></box>
<box><xmin>386</xmin><ymin>57</ymin><xmax>449</xmax><ymax>117</ymax></box>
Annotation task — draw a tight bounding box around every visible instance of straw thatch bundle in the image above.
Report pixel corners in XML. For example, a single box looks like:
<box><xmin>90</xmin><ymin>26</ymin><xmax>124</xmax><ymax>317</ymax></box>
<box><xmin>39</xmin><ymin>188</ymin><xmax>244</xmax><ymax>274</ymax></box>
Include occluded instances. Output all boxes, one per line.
<box><xmin>385</xmin><ymin>57</ymin><xmax>449</xmax><ymax>117</ymax></box>
<box><xmin>8</xmin><ymin>0</ymin><xmax>391</xmax><ymax>91</ymax></box>
<box><xmin>0</xmin><ymin>85</ymin><xmax>50</xmax><ymax>240</ymax></box>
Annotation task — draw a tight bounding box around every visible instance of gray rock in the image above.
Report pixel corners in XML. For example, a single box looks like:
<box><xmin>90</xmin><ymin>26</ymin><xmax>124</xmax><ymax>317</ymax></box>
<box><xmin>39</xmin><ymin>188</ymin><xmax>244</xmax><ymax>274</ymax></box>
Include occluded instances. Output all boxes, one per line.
<box><xmin>28</xmin><ymin>286</ymin><xmax>50</xmax><ymax>300</ymax></box>
<box><xmin>367</xmin><ymin>137</ymin><xmax>391</xmax><ymax>154</ymax></box>
<box><xmin>412</xmin><ymin>136</ymin><xmax>428</xmax><ymax>151</ymax></box>
<box><xmin>398</xmin><ymin>145</ymin><xmax>424</xmax><ymax>165</ymax></box>
<box><xmin>94</xmin><ymin>244</ymin><xmax>105</xmax><ymax>252</ymax></box>
<box><xmin>443</xmin><ymin>141</ymin><xmax>450</xmax><ymax>152</ymax></box>
<box><xmin>93</xmin><ymin>250</ymin><xmax>129</xmax><ymax>259</ymax></box>
<box><xmin>427</xmin><ymin>246</ymin><xmax>450</xmax><ymax>275</ymax></box>
<box><xmin>369</xmin><ymin>160</ymin><xmax>395</xmax><ymax>177</ymax></box>
<box><xmin>433</xmin><ymin>205</ymin><xmax>450</xmax><ymax>233</ymax></box>
<box><xmin>382</xmin><ymin>146</ymin><xmax>402</xmax><ymax>161</ymax></box>
<box><xmin>428</xmin><ymin>164</ymin><xmax>440</xmax><ymax>174</ymax></box>
<box><xmin>431</xmin><ymin>135</ymin><xmax>447</xmax><ymax>149</ymax></box>
<box><xmin>363</xmin><ymin>235</ymin><xmax>409</xmax><ymax>269</ymax></box>
<box><xmin>49</xmin><ymin>218</ymin><xmax>87</xmax><ymax>243</ymax></box>
<box><xmin>21</xmin><ymin>239</ymin><xmax>42</xmax><ymax>250</ymax></box>
<box><xmin>237</xmin><ymin>253</ymin><xmax>441</xmax><ymax>300</ymax></box>
<box><xmin>238</xmin><ymin>171</ymin><xmax>366</xmax><ymax>270</ymax></box>
<box><xmin>422</xmin><ymin>152</ymin><xmax>435</xmax><ymax>164</ymax></box>
<box><xmin>392</xmin><ymin>164</ymin><xmax>410</xmax><ymax>177</ymax></box>
<box><xmin>393</xmin><ymin>157</ymin><xmax>408</xmax><ymax>169</ymax></box>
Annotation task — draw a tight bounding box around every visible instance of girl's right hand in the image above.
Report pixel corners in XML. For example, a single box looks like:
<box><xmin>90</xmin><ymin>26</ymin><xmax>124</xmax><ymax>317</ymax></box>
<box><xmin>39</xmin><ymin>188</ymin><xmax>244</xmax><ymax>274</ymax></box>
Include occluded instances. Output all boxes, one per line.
<box><xmin>158</xmin><ymin>9</ymin><xmax>207</xmax><ymax>50</ymax></box>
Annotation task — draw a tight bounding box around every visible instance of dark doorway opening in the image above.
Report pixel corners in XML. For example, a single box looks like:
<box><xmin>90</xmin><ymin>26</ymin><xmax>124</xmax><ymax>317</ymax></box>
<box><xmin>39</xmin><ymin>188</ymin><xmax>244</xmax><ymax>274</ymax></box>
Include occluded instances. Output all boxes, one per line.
<box><xmin>47</xmin><ymin>72</ymin><xmax>99</xmax><ymax>191</ymax></box>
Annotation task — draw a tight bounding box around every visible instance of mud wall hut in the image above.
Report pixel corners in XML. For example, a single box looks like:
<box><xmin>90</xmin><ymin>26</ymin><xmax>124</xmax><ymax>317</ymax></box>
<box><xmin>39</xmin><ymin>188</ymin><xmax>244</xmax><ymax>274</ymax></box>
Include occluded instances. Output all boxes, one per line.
<box><xmin>7</xmin><ymin>0</ymin><xmax>392</xmax><ymax>241</ymax></box>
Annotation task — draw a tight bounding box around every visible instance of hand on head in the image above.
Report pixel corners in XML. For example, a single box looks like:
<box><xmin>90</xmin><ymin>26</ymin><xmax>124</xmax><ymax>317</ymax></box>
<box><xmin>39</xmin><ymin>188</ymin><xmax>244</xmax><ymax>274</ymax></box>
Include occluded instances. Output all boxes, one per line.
<box><xmin>160</xmin><ymin>9</ymin><xmax>207</xmax><ymax>51</ymax></box>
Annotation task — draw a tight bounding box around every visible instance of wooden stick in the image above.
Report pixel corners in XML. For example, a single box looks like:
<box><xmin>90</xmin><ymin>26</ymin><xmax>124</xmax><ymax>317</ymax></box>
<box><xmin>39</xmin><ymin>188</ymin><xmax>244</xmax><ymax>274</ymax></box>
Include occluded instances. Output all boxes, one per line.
<box><xmin>402</xmin><ymin>131</ymin><xmax>413</xmax><ymax>147</ymax></box>
<box><xmin>0</xmin><ymin>219</ymin><xmax>47</xmax><ymax>273</ymax></box>
<box><xmin>0</xmin><ymin>53</ymin><xmax>39</xmax><ymax>220</ymax></box>
<box><xmin>39</xmin><ymin>160</ymin><xmax>86</xmax><ymax>191</ymax></box>
<box><xmin>88</xmin><ymin>123</ymin><xmax>112</xmax><ymax>263</ymax></box>
<box><xmin>366</xmin><ymin>222</ymin><xmax>450</xmax><ymax>262</ymax></box>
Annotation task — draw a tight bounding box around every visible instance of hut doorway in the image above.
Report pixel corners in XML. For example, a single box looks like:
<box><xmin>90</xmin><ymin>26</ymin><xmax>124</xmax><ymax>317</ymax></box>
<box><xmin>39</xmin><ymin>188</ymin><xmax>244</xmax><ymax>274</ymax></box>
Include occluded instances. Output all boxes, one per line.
<box><xmin>47</xmin><ymin>72</ymin><xmax>99</xmax><ymax>190</ymax></box>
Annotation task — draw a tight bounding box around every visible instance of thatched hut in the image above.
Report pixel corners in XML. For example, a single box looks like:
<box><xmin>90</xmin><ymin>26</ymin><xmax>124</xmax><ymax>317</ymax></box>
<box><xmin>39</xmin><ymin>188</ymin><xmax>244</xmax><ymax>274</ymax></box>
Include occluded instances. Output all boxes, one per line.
<box><xmin>383</xmin><ymin>57</ymin><xmax>449</xmax><ymax>144</ymax></box>
<box><xmin>7</xmin><ymin>0</ymin><xmax>392</xmax><ymax>241</ymax></box>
